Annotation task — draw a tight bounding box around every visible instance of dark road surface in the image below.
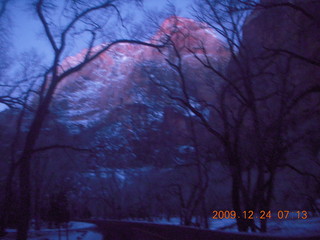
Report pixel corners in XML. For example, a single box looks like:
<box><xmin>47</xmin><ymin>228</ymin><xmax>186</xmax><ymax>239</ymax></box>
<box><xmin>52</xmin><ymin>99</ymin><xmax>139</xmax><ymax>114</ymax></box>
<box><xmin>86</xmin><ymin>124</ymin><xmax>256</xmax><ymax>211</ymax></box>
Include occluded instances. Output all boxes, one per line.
<box><xmin>83</xmin><ymin>219</ymin><xmax>320</xmax><ymax>240</ymax></box>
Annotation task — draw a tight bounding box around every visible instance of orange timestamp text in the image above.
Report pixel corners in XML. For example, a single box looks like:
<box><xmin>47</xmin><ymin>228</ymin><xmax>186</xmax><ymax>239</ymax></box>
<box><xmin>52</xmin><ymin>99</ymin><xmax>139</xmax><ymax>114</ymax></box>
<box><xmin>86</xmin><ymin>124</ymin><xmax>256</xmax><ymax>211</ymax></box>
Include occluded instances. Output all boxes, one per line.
<box><xmin>212</xmin><ymin>210</ymin><xmax>308</xmax><ymax>220</ymax></box>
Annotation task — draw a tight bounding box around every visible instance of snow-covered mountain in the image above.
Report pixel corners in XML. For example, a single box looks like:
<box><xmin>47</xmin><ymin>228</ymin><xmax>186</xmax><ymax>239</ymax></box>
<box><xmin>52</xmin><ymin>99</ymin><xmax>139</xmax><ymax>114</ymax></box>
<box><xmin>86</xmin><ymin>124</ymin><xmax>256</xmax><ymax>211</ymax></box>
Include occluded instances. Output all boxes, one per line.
<box><xmin>52</xmin><ymin>16</ymin><xmax>229</xmax><ymax>132</ymax></box>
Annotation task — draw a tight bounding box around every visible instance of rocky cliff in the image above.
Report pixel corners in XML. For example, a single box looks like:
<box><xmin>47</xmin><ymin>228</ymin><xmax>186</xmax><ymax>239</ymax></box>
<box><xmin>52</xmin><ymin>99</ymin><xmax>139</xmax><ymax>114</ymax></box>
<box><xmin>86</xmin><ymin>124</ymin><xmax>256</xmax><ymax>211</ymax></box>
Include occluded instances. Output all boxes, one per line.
<box><xmin>52</xmin><ymin>16</ymin><xmax>229</xmax><ymax>132</ymax></box>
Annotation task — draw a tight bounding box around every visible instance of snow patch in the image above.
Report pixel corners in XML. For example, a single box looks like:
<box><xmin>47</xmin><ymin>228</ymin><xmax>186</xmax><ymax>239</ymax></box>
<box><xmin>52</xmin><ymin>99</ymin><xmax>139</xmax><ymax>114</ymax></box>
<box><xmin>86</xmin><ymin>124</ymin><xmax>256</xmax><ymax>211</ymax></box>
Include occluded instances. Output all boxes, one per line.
<box><xmin>0</xmin><ymin>103</ymin><xmax>9</xmax><ymax>112</ymax></box>
<box><xmin>5</xmin><ymin>222</ymin><xmax>102</xmax><ymax>240</ymax></box>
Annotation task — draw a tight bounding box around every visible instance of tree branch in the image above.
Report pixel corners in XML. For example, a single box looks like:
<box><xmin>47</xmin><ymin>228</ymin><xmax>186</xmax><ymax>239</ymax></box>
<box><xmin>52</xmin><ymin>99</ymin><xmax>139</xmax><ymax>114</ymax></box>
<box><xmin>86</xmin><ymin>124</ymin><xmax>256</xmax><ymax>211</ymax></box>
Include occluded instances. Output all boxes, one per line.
<box><xmin>36</xmin><ymin>0</ymin><xmax>58</xmax><ymax>53</ymax></box>
<box><xmin>264</xmin><ymin>47</ymin><xmax>320</xmax><ymax>67</ymax></box>
<box><xmin>32</xmin><ymin>144</ymin><xmax>92</xmax><ymax>153</ymax></box>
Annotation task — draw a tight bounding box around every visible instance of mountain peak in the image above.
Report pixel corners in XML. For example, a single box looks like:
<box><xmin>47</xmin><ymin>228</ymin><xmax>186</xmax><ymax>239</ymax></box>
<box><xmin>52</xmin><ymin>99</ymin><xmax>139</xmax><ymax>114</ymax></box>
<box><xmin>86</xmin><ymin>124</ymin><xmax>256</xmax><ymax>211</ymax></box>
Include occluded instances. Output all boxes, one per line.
<box><xmin>55</xmin><ymin>16</ymin><xmax>229</xmax><ymax>131</ymax></box>
<box><xmin>161</xmin><ymin>16</ymin><xmax>202</xmax><ymax>30</ymax></box>
<box><xmin>151</xmin><ymin>16</ymin><xmax>223</xmax><ymax>54</ymax></box>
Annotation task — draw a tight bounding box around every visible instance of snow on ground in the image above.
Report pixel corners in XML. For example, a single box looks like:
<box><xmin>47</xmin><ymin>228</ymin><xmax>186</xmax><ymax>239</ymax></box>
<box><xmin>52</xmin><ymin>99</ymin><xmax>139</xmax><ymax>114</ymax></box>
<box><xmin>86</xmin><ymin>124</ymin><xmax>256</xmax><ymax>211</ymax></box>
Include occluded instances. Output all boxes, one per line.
<box><xmin>68</xmin><ymin>221</ymin><xmax>97</xmax><ymax>230</ymax></box>
<box><xmin>150</xmin><ymin>216</ymin><xmax>320</xmax><ymax>237</ymax></box>
<box><xmin>209</xmin><ymin>216</ymin><xmax>320</xmax><ymax>237</ymax></box>
<box><xmin>267</xmin><ymin>217</ymin><xmax>320</xmax><ymax>236</ymax></box>
<box><xmin>25</xmin><ymin>230</ymin><xmax>102</xmax><ymax>240</ymax></box>
<box><xmin>4</xmin><ymin>222</ymin><xmax>103</xmax><ymax>240</ymax></box>
<box><xmin>209</xmin><ymin>218</ymin><xmax>237</xmax><ymax>231</ymax></box>
<box><xmin>3</xmin><ymin>217</ymin><xmax>320</xmax><ymax>239</ymax></box>
<box><xmin>151</xmin><ymin>217</ymin><xmax>181</xmax><ymax>225</ymax></box>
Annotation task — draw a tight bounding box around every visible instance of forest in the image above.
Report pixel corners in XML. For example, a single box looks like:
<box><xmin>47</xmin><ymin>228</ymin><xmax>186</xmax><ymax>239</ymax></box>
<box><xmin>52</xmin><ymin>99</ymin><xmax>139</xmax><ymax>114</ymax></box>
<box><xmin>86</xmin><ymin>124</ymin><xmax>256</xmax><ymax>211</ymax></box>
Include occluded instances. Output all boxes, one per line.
<box><xmin>0</xmin><ymin>0</ymin><xmax>319</xmax><ymax>239</ymax></box>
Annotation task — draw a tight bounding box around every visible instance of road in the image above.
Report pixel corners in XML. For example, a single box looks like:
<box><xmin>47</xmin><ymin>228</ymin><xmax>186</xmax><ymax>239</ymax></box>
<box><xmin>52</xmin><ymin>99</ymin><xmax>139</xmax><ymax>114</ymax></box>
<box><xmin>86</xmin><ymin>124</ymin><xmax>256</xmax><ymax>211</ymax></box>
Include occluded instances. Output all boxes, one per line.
<box><xmin>84</xmin><ymin>219</ymin><xmax>320</xmax><ymax>240</ymax></box>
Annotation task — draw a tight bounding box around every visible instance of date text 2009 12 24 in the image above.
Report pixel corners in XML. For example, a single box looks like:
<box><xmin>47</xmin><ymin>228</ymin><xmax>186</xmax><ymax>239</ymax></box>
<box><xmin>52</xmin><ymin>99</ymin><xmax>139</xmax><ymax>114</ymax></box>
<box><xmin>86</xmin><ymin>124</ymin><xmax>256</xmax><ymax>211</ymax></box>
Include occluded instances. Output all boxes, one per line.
<box><xmin>212</xmin><ymin>210</ymin><xmax>308</xmax><ymax>220</ymax></box>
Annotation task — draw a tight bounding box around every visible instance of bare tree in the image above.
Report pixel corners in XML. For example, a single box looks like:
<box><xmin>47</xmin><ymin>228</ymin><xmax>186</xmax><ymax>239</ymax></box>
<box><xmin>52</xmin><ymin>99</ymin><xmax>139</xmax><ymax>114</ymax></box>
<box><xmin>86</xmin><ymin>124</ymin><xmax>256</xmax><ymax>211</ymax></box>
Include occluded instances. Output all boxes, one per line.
<box><xmin>0</xmin><ymin>51</ymin><xmax>44</xmax><ymax>237</ymax></box>
<box><xmin>147</xmin><ymin>0</ymin><xmax>320</xmax><ymax>233</ymax></box>
<box><xmin>10</xmin><ymin>1</ymin><xmax>168</xmax><ymax>239</ymax></box>
<box><xmin>189</xmin><ymin>0</ymin><xmax>320</xmax><ymax>232</ymax></box>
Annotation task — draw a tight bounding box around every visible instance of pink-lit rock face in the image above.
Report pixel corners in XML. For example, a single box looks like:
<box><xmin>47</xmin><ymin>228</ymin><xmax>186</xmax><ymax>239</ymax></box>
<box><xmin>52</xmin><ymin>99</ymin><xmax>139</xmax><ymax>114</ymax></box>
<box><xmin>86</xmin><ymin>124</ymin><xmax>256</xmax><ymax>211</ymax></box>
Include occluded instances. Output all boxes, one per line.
<box><xmin>152</xmin><ymin>16</ymin><xmax>228</xmax><ymax>57</ymax></box>
<box><xmin>53</xmin><ymin>17</ymin><xmax>230</xmax><ymax>131</ymax></box>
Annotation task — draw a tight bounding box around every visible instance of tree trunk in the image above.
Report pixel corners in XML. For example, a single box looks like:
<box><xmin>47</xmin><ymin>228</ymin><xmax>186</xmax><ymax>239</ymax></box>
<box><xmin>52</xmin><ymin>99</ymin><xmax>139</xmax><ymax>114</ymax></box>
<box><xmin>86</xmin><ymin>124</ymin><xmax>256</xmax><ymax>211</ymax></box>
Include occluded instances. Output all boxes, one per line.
<box><xmin>260</xmin><ymin>172</ymin><xmax>275</xmax><ymax>232</ymax></box>
<box><xmin>16</xmin><ymin>89</ymin><xmax>54</xmax><ymax>239</ymax></box>
<box><xmin>232</xmin><ymin>174</ymin><xmax>248</xmax><ymax>232</ymax></box>
<box><xmin>0</xmin><ymin>161</ymin><xmax>16</xmax><ymax>234</ymax></box>
<box><xmin>201</xmin><ymin>198</ymin><xmax>209</xmax><ymax>229</ymax></box>
<box><xmin>34</xmin><ymin>183</ymin><xmax>41</xmax><ymax>230</ymax></box>
<box><xmin>17</xmin><ymin>154</ymin><xmax>31</xmax><ymax>240</ymax></box>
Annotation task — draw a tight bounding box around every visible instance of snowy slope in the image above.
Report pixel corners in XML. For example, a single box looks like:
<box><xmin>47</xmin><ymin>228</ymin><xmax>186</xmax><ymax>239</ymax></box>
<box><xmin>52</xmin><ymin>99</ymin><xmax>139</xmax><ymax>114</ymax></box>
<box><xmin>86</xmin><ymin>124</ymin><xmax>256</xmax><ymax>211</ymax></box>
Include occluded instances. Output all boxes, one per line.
<box><xmin>52</xmin><ymin>17</ymin><xmax>229</xmax><ymax>132</ymax></box>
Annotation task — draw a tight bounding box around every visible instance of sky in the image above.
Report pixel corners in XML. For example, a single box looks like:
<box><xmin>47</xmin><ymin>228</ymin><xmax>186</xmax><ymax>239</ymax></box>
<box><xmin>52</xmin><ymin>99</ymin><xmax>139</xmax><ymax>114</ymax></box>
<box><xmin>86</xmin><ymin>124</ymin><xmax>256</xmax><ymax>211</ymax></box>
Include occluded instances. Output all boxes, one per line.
<box><xmin>0</xmin><ymin>0</ymin><xmax>194</xmax><ymax>112</ymax></box>
<box><xmin>7</xmin><ymin>0</ymin><xmax>194</xmax><ymax>61</ymax></box>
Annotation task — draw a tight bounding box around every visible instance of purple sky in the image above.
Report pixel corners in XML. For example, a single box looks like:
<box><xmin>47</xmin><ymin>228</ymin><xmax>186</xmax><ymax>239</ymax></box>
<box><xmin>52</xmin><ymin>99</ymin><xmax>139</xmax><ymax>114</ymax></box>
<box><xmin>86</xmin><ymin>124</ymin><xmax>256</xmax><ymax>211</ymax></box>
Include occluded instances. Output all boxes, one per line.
<box><xmin>0</xmin><ymin>0</ymin><xmax>194</xmax><ymax>112</ymax></box>
<box><xmin>8</xmin><ymin>0</ymin><xmax>194</xmax><ymax>62</ymax></box>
